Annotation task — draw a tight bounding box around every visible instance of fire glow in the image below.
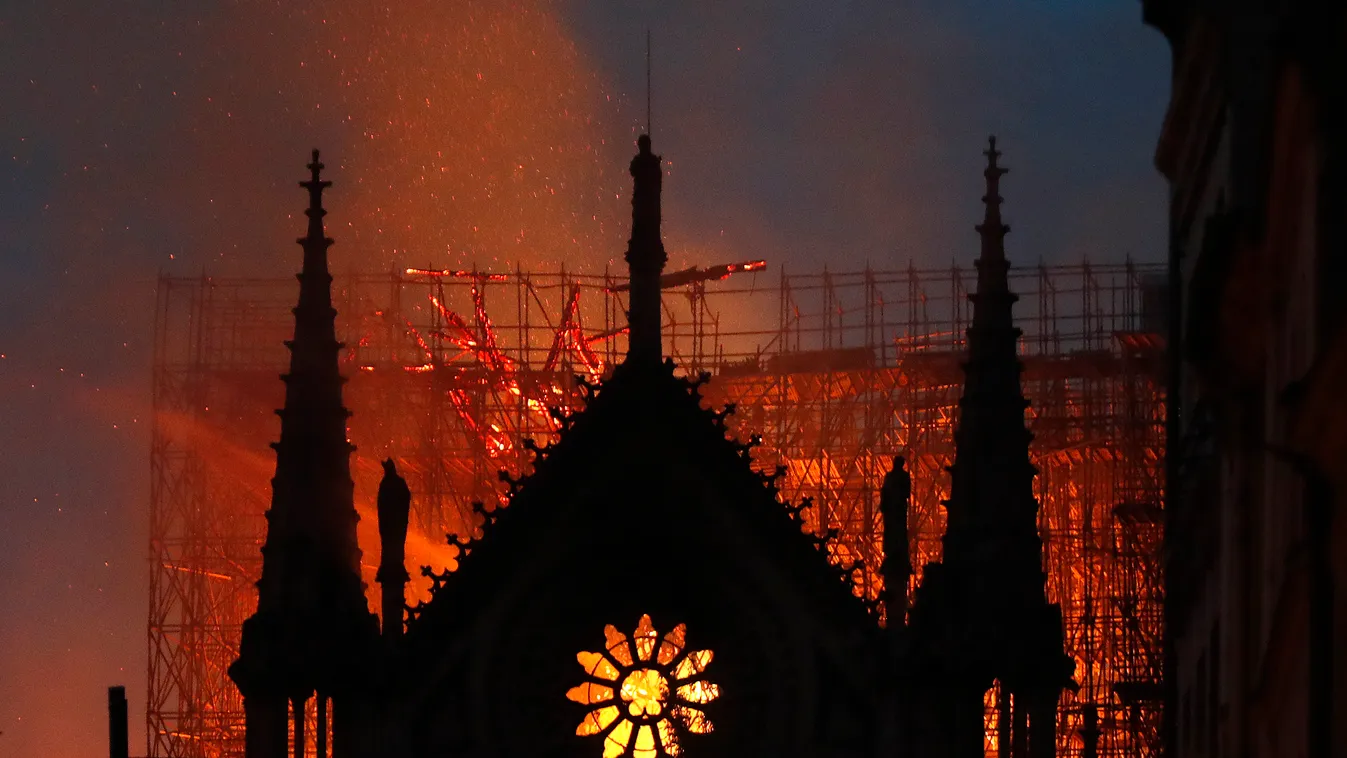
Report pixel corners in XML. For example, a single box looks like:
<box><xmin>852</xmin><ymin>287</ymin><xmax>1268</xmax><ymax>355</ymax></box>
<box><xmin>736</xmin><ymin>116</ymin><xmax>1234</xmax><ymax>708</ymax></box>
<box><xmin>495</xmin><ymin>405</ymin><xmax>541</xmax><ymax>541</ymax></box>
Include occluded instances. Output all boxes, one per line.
<box><xmin>151</xmin><ymin>262</ymin><xmax>1164</xmax><ymax>758</ymax></box>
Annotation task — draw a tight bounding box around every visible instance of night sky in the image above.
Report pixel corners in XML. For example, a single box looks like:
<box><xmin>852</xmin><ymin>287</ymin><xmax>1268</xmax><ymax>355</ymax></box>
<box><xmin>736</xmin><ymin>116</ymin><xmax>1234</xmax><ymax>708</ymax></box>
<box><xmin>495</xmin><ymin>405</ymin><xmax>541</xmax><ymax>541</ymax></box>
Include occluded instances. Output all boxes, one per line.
<box><xmin>0</xmin><ymin>2</ymin><xmax>1168</xmax><ymax>755</ymax></box>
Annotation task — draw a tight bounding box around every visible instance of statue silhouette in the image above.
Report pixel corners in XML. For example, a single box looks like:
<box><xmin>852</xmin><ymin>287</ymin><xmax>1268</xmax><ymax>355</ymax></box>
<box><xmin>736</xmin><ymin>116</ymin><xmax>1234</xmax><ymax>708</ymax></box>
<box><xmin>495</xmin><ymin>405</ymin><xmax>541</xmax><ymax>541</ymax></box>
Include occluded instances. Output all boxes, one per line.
<box><xmin>880</xmin><ymin>455</ymin><xmax>913</xmax><ymax>622</ymax></box>
<box><xmin>376</xmin><ymin>458</ymin><xmax>411</xmax><ymax>642</ymax></box>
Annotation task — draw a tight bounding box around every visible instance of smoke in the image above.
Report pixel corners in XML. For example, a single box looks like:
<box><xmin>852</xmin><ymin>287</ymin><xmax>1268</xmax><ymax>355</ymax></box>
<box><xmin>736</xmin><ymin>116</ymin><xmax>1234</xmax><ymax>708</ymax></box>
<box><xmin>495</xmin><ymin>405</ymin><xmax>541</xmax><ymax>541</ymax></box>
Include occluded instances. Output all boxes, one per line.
<box><xmin>560</xmin><ymin>1</ymin><xmax>1169</xmax><ymax>270</ymax></box>
<box><xmin>1</xmin><ymin>1</ymin><xmax>627</xmax><ymax>755</ymax></box>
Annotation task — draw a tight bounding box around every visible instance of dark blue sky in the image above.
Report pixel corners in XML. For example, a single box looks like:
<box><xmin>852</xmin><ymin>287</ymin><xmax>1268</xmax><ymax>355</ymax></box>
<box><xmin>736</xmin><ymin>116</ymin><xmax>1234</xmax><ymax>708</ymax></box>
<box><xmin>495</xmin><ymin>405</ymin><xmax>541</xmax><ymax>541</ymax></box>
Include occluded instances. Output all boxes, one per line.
<box><xmin>0</xmin><ymin>2</ymin><xmax>1168</xmax><ymax>755</ymax></box>
<box><xmin>569</xmin><ymin>2</ymin><xmax>1169</xmax><ymax>268</ymax></box>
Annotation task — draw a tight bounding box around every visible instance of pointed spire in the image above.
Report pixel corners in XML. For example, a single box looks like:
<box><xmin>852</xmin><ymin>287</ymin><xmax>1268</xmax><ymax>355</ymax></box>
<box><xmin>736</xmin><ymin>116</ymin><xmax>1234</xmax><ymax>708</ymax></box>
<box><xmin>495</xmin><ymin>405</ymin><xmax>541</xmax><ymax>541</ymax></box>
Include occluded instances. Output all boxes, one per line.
<box><xmin>269</xmin><ymin>146</ymin><xmax>362</xmax><ymax>585</ymax></box>
<box><xmin>942</xmin><ymin>136</ymin><xmax>1039</xmax><ymax>569</ymax></box>
<box><xmin>898</xmin><ymin>141</ymin><xmax>1073</xmax><ymax>758</ymax></box>
<box><xmin>232</xmin><ymin>150</ymin><xmax>374</xmax><ymax>710</ymax></box>
<box><xmin>624</xmin><ymin>134</ymin><xmax>667</xmax><ymax>364</ymax></box>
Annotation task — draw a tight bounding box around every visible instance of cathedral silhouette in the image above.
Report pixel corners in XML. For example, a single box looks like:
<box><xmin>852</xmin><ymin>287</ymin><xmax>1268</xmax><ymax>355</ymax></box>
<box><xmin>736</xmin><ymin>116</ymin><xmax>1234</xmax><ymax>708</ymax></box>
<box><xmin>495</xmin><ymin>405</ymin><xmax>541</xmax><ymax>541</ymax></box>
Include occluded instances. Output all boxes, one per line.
<box><xmin>229</xmin><ymin>135</ymin><xmax>1073</xmax><ymax>758</ymax></box>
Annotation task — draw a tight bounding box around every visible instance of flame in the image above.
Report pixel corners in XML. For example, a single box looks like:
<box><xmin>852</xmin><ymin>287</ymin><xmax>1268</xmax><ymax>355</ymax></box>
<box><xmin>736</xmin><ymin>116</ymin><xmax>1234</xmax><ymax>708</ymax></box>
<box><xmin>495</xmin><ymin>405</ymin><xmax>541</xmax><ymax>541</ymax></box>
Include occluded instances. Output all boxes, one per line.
<box><xmin>405</xmin><ymin>268</ymin><xmax>510</xmax><ymax>281</ymax></box>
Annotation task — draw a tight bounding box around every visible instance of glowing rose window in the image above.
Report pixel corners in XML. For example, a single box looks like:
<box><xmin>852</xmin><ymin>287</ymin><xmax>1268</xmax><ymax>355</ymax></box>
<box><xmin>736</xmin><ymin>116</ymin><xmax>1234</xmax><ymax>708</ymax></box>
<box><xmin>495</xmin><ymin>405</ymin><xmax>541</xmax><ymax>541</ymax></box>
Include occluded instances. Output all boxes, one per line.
<box><xmin>567</xmin><ymin>615</ymin><xmax>720</xmax><ymax>758</ymax></box>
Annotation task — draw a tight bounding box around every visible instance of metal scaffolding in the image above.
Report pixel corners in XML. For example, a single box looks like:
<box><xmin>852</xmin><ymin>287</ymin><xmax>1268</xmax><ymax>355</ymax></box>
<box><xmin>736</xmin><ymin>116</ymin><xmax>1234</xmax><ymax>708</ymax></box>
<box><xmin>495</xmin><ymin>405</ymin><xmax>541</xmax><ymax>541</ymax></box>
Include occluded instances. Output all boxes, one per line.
<box><xmin>148</xmin><ymin>260</ymin><xmax>1165</xmax><ymax>758</ymax></box>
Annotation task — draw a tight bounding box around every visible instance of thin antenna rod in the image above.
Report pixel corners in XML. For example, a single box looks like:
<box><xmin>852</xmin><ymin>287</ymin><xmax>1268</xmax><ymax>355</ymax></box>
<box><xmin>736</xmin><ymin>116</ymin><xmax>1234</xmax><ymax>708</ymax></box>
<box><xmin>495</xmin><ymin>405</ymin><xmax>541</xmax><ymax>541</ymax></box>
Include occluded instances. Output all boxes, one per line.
<box><xmin>645</xmin><ymin>29</ymin><xmax>652</xmax><ymax>137</ymax></box>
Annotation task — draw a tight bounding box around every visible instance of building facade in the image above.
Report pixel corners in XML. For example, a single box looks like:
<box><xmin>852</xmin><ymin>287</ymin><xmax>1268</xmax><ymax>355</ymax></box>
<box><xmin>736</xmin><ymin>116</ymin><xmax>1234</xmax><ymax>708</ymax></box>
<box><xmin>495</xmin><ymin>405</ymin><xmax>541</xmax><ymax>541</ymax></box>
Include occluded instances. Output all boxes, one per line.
<box><xmin>1142</xmin><ymin>3</ymin><xmax>1347</xmax><ymax>758</ymax></box>
<box><xmin>229</xmin><ymin>137</ymin><xmax>1069</xmax><ymax>758</ymax></box>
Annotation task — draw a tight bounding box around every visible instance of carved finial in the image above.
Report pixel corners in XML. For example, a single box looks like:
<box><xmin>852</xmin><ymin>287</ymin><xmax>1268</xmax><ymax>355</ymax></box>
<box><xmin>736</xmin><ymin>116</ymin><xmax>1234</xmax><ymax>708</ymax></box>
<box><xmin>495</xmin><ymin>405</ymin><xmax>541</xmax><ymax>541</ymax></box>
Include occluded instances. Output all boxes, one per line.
<box><xmin>983</xmin><ymin>135</ymin><xmax>1007</xmax><ymax>182</ymax></box>
<box><xmin>301</xmin><ymin>149</ymin><xmax>332</xmax><ymax>217</ymax></box>
<box><xmin>976</xmin><ymin>137</ymin><xmax>1010</xmax><ymax>268</ymax></box>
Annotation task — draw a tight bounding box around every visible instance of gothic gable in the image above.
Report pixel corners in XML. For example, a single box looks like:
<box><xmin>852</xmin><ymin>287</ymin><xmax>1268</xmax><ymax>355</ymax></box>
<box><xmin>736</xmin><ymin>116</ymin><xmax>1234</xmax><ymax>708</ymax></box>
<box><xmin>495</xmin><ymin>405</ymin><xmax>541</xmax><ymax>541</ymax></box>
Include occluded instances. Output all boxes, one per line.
<box><xmin>400</xmin><ymin>361</ymin><xmax>877</xmax><ymax>758</ymax></box>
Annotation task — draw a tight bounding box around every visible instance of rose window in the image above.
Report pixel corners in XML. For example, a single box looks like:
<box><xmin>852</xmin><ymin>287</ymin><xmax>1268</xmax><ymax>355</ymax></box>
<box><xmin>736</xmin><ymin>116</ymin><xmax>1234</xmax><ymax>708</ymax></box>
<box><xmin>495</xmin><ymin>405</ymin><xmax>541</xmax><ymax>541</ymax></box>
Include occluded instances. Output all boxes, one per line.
<box><xmin>567</xmin><ymin>614</ymin><xmax>720</xmax><ymax>758</ymax></box>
